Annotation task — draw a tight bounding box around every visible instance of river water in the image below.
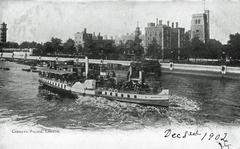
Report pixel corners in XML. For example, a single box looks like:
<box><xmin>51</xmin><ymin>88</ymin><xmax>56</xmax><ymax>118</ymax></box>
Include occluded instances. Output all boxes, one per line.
<box><xmin>0</xmin><ymin>61</ymin><xmax>240</xmax><ymax>130</ymax></box>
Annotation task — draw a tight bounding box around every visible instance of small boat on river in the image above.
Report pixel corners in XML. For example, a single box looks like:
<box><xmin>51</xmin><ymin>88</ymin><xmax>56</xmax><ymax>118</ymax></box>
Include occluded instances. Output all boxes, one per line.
<box><xmin>22</xmin><ymin>66</ymin><xmax>40</xmax><ymax>73</ymax></box>
<box><xmin>0</xmin><ymin>67</ymin><xmax>10</xmax><ymax>71</ymax></box>
<box><xmin>38</xmin><ymin>57</ymin><xmax>169</xmax><ymax>107</ymax></box>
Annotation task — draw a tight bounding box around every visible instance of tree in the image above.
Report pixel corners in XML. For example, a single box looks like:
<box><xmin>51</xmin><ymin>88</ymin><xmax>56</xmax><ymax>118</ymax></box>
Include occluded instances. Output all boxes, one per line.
<box><xmin>205</xmin><ymin>39</ymin><xmax>222</xmax><ymax>59</ymax></box>
<box><xmin>102</xmin><ymin>43</ymin><xmax>117</xmax><ymax>59</ymax></box>
<box><xmin>190</xmin><ymin>37</ymin><xmax>205</xmax><ymax>58</ymax></box>
<box><xmin>181</xmin><ymin>37</ymin><xmax>223</xmax><ymax>60</ymax></box>
<box><xmin>83</xmin><ymin>38</ymin><xmax>94</xmax><ymax>56</ymax></box>
<box><xmin>19</xmin><ymin>41</ymin><xmax>37</xmax><ymax>49</ymax></box>
<box><xmin>146</xmin><ymin>38</ymin><xmax>161</xmax><ymax>59</ymax></box>
<box><xmin>32</xmin><ymin>43</ymin><xmax>44</xmax><ymax>56</ymax></box>
<box><xmin>227</xmin><ymin>33</ymin><xmax>240</xmax><ymax>59</ymax></box>
<box><xmin>1</xmin><ymin>42</ymin><xmax>19</xmax><ymax>48</ymax></box>
<box><xmin>125</xmin><ymin>40</ymin><xmax>135</xmax><ymax>55</ymax></box>
<box><xmin>76</xmin><ymin>45</ymin><xmax>83</xmax><ymax>55</ymax></box>
<box><xmin>115</xmin><ymin>43</ymin><xmax>125</xmax><ymax>60</ymax></box>
<box><xmin>41</xmin><ymin>37</ymin><xmax>62</xmax><ymax>55</ymax></box>
<box><xmin>51</xmin><ymin>37</ymin><xmax>62</xmax><ymax>54</ymax></box>
<box><xmin>133</xmin><ymin>34</ymin><xmax>144</xmax><ymax>60</ymax></box>
<box><xmin>43</xmin><ymin>41</ymin><xmax>54</xmax><ymax>54</ymax></box>
<box><xmin>62</xmin><ymin>38</ymin><xmax>76</xmax><ymax>54</ymax></box>
<box><xmin>180</xmin><ymin>32</ymin><xmax>192</xmax><ymax>59</ymax></box>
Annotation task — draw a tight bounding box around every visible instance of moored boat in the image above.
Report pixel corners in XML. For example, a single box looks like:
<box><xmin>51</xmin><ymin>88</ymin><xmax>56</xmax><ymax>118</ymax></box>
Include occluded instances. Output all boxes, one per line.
<box><xmin>22</xmin><ymin>66</ymin><xmax>40</xmax><ymax>73</ymax></box>
<box><xmin>22</xmin><ymin>68</ymin><xmax>31</xmax><ymax>72</ymax></box>
<box><xmin>0</xmin><ymin>67</ymin><xmax>10</xmax><ymax>71</ymax></box>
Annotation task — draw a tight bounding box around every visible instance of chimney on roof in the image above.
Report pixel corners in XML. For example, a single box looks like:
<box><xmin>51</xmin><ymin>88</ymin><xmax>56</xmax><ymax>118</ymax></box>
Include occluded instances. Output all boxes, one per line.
<box><xmin>167</xmin><ymin>21</ymin><xmax>169</xmax><ymax>26</ymax></box>
<box><xmin>172</xmin><ymin>22</ymin><xmax>174</xmax><ymax>28</ymax></box>
<box><xmin>159</xmin><ymin>20</ymin><xmax>162</xmax><ymax>25</ymax></box>
<box><xmin>176</xmin><ymin>22</ymin><xmax>179</xmax><ymax>28</ymax></box>
<box><xmin>84</xmin><ymin>28</ymin><xmax>87</xmax><ymax>33</ymax></box>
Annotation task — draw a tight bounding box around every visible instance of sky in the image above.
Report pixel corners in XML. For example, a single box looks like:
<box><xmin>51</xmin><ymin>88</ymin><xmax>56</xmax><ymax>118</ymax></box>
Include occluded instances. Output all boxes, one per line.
<box><xmin>0</xmin><ymin>0</ymin><xmax>240</xmax><ymax>44</ymax></box>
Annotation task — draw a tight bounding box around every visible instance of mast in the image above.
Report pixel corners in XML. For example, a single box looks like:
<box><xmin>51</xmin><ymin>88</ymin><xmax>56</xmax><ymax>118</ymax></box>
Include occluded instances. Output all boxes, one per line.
<box><xmin>139</xmin><ymin>70</ymin><xmax>142</xmax><ymax>83</ymax></box>
<box><xmin>85</xmin><ymin>56</ymin><xmax>89</xmax><ymax>79</ymax></box>
<box><xmin>129</xmin><ymin>65</ymin><xmax>132</xmax><ymax>81</ymax></box>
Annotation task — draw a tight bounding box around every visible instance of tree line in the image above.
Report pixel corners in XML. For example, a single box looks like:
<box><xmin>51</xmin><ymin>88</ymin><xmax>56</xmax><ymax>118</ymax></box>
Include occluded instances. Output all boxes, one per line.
<box><xmin>0</xmin><ymin>38</ymin><xmax>76</xmax><ymax>56</ymax></box>
<box><xmin>0</xmin><ymin>37</ymin><xmax>123</xmax><ymax>59</ymax></box>
<box><xmin>0</xmin><ymin>36</ymin><xmax>143</xmax><ymax>60</ymax></box>
<box><xmin>1</xmin><ymin>33</ymin><xmax>240</xmax><ymax>61</ymax></box>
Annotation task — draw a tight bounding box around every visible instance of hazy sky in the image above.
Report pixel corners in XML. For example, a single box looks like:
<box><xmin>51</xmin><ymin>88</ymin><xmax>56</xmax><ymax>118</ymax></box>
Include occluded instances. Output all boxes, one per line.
<box><xmin>0</xmin><ymin>0</ymin><xmax>240</xmax><ymax>44</ymax></box>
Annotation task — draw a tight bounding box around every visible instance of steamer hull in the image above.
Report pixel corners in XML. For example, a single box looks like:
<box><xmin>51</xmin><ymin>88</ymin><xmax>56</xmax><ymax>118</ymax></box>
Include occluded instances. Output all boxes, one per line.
<box><xmin>39</xmin><ymin>78</ymin><xmax>76</xmax><ymax>97</ymax></box>
<box><xmin>39</xmin><ymin>78</ymin><xmax>169</xmax><ymax>107</ymax></box>
<box><xmin>101</xmin><ymin>95</ymin><xmax>169</xmax><ymax>107</ymax></box>
<box><xmin>99</xmin><ymin>90</ymin><xmax>169</xmax><ymax>107</ymax></box>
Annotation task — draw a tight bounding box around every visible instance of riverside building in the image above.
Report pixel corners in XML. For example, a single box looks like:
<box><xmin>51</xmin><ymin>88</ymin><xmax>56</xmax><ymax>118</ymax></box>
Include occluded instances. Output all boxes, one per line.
<box><xmin>145</xmin><ymin>19</ymin><xmax>185</xmax><ymax>59</ymax></box>
<box><xmin>190</xmin><ymin>10</ymin><xmax>210</xmax><ymax>43</ymax></box>
<box><xmin>74</xmin><ymin>28</ymin><xmax>114</xmax><ymax>51</ymax></box>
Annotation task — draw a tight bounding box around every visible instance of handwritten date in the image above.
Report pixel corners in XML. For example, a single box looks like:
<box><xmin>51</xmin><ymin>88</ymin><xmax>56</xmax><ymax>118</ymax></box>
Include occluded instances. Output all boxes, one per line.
<box><xmin>164</xmin><ymin>129</ymin><xmax>231</xmax><ymax>149</ymax></box>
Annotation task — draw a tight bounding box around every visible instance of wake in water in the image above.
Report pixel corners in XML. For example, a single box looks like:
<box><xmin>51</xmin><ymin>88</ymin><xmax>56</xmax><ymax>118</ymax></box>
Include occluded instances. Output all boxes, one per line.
<box><xmin>0</xmin><ymin>85</ymin><xmax>203</xmax><ymax>130</ymax></box>
<box><xmin>73</xmin><ymin>95</ymin><xmax>169</xmax><ymax>129</ymax></box>
<box><xmin>37</xmin><ymin>86</ymin><xmax>203</xmax><ymax>129</ymax></box>
<box><xmin>169</xmin><ymin>95</ymin><xmax>200</xmax><ymax>112</ymax></box>
<box><xmin>168</xmin><ymin>95</ymin><xmax>201</xmax><ymax>125</ymax></box>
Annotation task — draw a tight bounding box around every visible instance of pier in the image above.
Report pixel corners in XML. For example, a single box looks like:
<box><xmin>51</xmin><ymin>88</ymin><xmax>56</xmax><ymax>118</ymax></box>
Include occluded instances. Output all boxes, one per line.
<box><xmin>0</xmin><ymin>53</ymin><xmax>131</xmax><ymax>66</ymax></box>
<box><xmin>161</xmin><ymin>62</ymin><xmax>240</xmax><ymax>79</ymax></box>
<box><xmin>1</xmin><ymin>52</ymin><xmax>240</xmax><ymax>79</ymax></box>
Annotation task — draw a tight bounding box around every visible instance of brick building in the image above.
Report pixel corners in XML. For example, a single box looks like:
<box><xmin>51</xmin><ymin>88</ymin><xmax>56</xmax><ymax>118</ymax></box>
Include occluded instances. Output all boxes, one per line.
<box><xmin>74</xmin><ymin>28</ymin><xmax>114</xmax><ymax>51</ymax></box>
<box><xmin>145</xmin><ymin>19</ymin><xmax>185</xmax><ymax>59</ymax></box>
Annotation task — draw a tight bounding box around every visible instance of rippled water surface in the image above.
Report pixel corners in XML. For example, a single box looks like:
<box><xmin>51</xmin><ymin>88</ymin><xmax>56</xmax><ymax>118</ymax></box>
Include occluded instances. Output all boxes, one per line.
<box><xmin>0</xmin><ymin>61</ymin><xmax>240</xmax><ymax>130</ymax></box>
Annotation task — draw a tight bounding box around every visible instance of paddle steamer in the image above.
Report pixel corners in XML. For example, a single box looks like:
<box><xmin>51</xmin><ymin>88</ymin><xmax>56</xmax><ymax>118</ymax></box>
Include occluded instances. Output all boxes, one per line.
<box><xmin>39</xmin><ymin>57</ymin><xmax>169</xmax><ymax>107</ymax></box>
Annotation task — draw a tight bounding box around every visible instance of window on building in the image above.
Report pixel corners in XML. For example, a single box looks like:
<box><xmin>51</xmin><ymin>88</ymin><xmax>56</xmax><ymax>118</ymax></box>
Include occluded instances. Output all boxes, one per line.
<box><xmin>127</xmin><ymin>94</ymin><xmax>130</xmax><ymax>98</ymax></box>
<box><xmin>196</xmin><ymin>30</ymin><xmax>199</xmax><ymax>32</ymax></box>
<box><xmin>198</xmin><ymin>19</ymin><xmax>201</xmax><ymax>24</ymax></box>
<box><xmin>121</xmin><ymin>94</ymin><xmax>124</xmax><ymax>97</ymax></box>
<box><xmin>195</xmin><ymin>20</ymin><xmax>198</xmax><ymax>24</ymax></box>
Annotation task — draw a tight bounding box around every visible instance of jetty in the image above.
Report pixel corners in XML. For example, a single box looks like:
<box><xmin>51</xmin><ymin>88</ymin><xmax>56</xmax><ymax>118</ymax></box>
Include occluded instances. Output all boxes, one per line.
<box><xmin>0</xmin><ymin>53</ymin><xmax>131</xmax><ymax>66</ymax></box>
<box><xmin>1</xmin><ymin>52</ymin><xmax>240</xmax><ymax>79</ymax></box>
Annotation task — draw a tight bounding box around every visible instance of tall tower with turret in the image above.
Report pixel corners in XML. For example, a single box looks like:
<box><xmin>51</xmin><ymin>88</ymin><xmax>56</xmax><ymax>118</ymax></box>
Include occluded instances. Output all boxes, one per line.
<box><xmin>0</xmin><ymin>22</ymin><xmax>7</xmax><ymax>43</ymax></box>
<box><xmin>134</xmin><ymin>22</ymin><xmax>141</xmax><ymax>39</ymax></box>
<box><xmin>134</xmin><ymin>22</ymin><xmax>142</xmax><ymax>46</ymax></box>
<box><xmin>190</xmin><ymin>0</ymin><xmax>210</xmax><ymax>43</ymax></box>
